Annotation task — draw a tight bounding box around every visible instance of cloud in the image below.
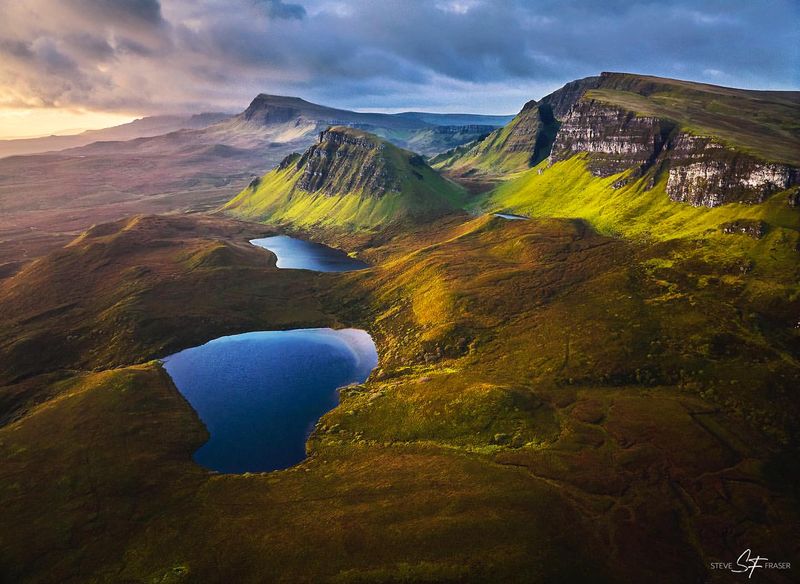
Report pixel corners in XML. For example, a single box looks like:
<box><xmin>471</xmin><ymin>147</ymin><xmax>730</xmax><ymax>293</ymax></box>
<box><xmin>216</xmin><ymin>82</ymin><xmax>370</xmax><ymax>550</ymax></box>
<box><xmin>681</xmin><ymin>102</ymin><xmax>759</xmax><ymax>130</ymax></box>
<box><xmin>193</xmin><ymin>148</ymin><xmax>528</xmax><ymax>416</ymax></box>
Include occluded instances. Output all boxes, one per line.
<box><xmin>0</xmin><ymin>0</ymin><xmax>796</xmax><ymax>115</ymax></box>
<box><xmin>255</xmin><ymin>0</ymin><xmax>306</xmax><ymax>19</ymax></box>
<box><xmin>69</xmin><ymin>0</ymin><xmax>165</xmax><ymax>25</ymax></box>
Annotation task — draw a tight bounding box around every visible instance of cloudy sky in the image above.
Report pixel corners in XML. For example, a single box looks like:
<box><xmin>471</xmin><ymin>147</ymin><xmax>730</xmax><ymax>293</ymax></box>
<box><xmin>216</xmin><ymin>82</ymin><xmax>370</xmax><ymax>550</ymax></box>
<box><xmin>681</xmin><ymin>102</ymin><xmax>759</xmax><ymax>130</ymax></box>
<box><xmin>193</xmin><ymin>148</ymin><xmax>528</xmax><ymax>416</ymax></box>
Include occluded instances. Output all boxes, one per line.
<box><xmin>0</xmin><ymin>0</ymin><xmax>797</xmax><ymax>137</ymax></box>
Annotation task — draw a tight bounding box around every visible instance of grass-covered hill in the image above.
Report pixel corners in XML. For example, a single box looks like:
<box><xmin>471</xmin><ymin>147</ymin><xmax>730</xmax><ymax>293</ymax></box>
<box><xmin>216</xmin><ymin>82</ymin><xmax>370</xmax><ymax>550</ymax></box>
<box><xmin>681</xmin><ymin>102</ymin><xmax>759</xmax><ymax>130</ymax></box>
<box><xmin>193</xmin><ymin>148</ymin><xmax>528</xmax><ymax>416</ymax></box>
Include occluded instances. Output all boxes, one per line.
<box><xmin>0</xmin><ymin>215</ymin><xmax>336</xmax><ymax>389</ymax></box>
<box><xmin>225</xmin><ymin>126</ymin><xmax>467</xmax><ymax>229</ymax></box>
<box><xmin>435</xmin><ymin>73</ymin><xmax>800</xmax><ymax>201</ymax></box>
<box><xmin>585</xmin><ymin>73</ymin><xmax>800</xmax><ymax>166</ymax></box>
<box><xmin>2</xmin><ymin>72</ymin><xmax>799</xmax><ymax>583</ymax></box>
<box><xmin>1</xmin><ymin>211</ymin><xmax>798</xmax><ymax>583</ymax></box>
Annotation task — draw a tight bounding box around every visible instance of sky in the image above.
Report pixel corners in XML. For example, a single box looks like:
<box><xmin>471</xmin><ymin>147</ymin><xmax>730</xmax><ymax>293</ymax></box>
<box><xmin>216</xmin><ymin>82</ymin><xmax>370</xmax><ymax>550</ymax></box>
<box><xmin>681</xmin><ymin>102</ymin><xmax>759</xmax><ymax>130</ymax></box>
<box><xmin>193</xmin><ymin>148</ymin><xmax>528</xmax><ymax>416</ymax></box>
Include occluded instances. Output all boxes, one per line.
<box><xmin>0</xmin><ymin>0</ymin><xmax>798</xmax><ymax>138</ymax></box>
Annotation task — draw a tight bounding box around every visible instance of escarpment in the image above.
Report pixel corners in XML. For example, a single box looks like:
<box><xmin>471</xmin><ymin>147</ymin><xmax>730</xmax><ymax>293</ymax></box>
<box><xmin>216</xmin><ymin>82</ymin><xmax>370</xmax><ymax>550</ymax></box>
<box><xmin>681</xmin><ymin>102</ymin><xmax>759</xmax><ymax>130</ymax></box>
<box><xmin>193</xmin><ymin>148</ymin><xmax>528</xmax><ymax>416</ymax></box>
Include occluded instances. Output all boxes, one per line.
<box><xmin>225</xmin><ymin>126</ymin><xmax>465</xmax><ymax>228</ymax></box>
<box><xmin>549</xmin><ymin>94</ymin><xmax>799</xmax><ymax>207</ymax></box>
<box><xmin>538</xmin><ymin>76</ymin><xmax>602</xmax><ymax>121</ymax></box>
<box><xmin>664</xmin><ymin>133</ymin><xmax>798</xmax><ymax>206</ymax></box>
<box><xmin>440</xmin><ymin>72</ymin><xmax>799</xmax><ymax>207</ymax></box>
<box><xmin>549</xmin><ymin>100</ymin><xmax>674</xmax><ymax>179</ymax></box>
<box><xmin>294</xmin><ymin>128</ymin><xmax>403</xmax><ymax>197</ymax></box>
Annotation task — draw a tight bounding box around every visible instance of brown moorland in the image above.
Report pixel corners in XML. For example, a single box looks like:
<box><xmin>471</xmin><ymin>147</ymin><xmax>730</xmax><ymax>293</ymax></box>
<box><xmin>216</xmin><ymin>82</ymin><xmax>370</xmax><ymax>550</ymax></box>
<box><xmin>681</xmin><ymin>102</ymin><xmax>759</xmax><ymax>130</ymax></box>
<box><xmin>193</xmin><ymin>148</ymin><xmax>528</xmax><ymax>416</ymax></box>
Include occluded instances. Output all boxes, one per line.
<box><xmin>1</xmin><ymin>212</ymin><xmax>798</xmax><ymax>583</ymax></box>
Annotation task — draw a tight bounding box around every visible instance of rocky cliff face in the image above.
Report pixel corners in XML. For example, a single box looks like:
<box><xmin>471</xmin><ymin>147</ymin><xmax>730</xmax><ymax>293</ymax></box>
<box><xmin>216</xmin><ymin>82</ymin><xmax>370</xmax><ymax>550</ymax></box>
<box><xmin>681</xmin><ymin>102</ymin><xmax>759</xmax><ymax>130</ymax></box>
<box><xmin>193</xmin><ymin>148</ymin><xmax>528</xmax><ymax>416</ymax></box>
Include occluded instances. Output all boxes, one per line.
<box><xmin>539</xmin><ymin>76</ymin><xmax>602</xmax><ymax>121</ymax></box>
<box><xmin>549</xmin><ymin>100</ymin><xmax>674</xmax><ymax>179</ymax></box>
<box><xmin>493</xmin><ymin>100</ymin><xmax>549</xmax><ymax>156</ymax></box>
<box><xmin>549</xmin><ymin>99</ymin><xmax>799</xmax><ymax>206</ymax></box>
<box><xmin>664</xmin><ymin>133</ymin><xmax>798</xmax><ymax>206</ymax></box>
<box><xmin>291</xmin><ymin>128</ymin><xmax>412</xmax><ymax>197</ymax></box>
<box><xmin>437</xmin><ymin>73</ymin><xmax>799</xmax><ymax>206</ymax></box>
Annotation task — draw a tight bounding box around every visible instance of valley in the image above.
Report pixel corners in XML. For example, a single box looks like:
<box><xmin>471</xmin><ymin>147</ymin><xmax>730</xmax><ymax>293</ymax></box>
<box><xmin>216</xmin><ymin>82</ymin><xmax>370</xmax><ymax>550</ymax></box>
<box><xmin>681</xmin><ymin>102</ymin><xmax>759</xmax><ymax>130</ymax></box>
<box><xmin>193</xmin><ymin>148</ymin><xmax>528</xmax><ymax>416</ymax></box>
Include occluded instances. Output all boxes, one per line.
<box><xmin>0</xmin><ymin>73</ymin><xmax>798</xmax><ymax>583</ymax></box>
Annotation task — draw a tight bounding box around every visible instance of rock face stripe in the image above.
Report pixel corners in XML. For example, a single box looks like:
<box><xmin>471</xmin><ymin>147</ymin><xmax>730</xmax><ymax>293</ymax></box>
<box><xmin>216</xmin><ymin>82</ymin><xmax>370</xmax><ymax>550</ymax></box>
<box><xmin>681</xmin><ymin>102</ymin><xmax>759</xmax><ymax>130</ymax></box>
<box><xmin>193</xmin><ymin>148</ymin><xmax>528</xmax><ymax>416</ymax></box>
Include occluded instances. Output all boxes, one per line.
<box><xmin>549</xmin><ymin>100</ymin><xmax>798</xmax><ymax>207</ymax></box>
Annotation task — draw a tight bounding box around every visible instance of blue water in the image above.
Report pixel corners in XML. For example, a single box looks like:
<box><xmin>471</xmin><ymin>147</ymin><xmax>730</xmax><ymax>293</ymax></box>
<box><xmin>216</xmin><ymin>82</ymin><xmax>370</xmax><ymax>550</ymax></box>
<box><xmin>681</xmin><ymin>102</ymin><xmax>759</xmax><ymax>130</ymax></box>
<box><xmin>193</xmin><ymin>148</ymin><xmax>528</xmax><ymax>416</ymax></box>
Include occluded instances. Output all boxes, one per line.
<box><xmin>494</xmin><ymin>212</ymin><xmax>529</xmax><ymax>220</ymax></box>
<box><xmin>251</xmin><ymin>235</ymin><xmax>369</xmax><ymax>272</ymax></box>
<box><xmin>162</xmin><ymin>328</ymin><xmax>377</xmax><ymax>473</ymax></box>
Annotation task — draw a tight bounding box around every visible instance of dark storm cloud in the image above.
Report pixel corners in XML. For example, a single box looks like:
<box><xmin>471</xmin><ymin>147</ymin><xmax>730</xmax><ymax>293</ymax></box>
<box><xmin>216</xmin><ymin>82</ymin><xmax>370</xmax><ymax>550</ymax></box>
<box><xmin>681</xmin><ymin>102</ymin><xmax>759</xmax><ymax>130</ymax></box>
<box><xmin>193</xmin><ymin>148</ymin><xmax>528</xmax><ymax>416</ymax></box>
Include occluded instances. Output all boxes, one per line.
<box><xmin>68</xmin><ymin>0</ymin><xmax>165</xmax><ymax>25</ymax></box>
<box><xmin>0</xmin><ymin>0</ymin><xmax>796</xmax><ymax>113</ymax></box>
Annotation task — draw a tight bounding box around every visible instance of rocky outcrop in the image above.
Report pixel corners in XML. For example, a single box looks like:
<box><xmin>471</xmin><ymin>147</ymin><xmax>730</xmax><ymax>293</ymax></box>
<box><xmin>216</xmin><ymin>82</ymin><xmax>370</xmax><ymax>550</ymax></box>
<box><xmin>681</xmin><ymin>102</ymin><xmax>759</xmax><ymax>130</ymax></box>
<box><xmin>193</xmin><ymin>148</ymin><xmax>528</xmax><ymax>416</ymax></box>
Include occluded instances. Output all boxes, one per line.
<box><xmin>549</xmin><ymin>100</ymin><xmax>675</xmax><ymax>178</ymax></box>
<box><xmin>539</xmin><ymin>76</ymin><xmax>602</xmax><ymax>121</ymax></box>
<box><xmin>293</xmin><ymin>128</ymin><xmax>403</xmax><ymax>197</ymax></box>
<box><xmin>720</xmin><ymin>219</ymin><xmax>768</xmax><ymax>239</ymax></box>
<box><xmin>277</xmin><ymin>152</ymin><xmax>301</xmax><ymax>170</ymax></box>
<box><xmin>664</xmin><ymin>134</ymin><xmax>798</xmax><ymax>206</ymax></box>
<box><xmin>788</xmin><ymin>187</ymin><xmax>800</xmax><ymax>207</ymax></box>
<box><xmin>549</xmin><ymin>99</ymin><xmax>799</xmax><ymax>206</ymax></box>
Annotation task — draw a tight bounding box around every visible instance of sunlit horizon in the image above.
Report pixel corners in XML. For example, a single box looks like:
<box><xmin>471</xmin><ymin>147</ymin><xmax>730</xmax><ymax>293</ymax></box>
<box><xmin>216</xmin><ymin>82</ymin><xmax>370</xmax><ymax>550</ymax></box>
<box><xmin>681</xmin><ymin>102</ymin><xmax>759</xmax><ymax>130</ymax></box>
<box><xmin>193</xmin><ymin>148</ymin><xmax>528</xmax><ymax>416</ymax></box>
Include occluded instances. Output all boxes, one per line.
<box><xmin>0</xmin><ymin>108</ymin><xmax>139</xmax><ymax>140</ymax></box>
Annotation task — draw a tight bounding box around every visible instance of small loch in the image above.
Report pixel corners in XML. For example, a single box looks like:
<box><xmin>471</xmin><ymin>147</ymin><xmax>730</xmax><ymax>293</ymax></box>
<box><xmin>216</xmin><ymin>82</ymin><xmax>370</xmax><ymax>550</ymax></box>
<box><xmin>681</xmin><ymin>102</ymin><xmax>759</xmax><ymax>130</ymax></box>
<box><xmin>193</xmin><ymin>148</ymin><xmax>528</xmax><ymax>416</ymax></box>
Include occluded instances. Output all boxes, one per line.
<box><xmin>494</xmin><ymin>212</ymin><xmax>529</xmax><ymax>220</ymax></box>
<box><xmin>163</xmin><ymin>328</ymin><xmax>377</xmax><ymax>474</ymax></box>
<box><xmin>251</xmin><ymin>234</ymin><xmax>369</xmax><ymax>272</ymax></box>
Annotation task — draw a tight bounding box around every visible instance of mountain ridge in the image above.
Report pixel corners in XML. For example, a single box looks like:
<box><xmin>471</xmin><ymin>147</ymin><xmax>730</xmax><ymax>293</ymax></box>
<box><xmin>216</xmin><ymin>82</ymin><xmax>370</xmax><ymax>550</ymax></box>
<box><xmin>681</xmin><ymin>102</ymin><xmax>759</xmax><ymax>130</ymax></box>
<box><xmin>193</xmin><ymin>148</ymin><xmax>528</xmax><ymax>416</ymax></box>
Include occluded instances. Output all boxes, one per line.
<box><xmin>435</xmin><ymin>73</ymin><xmax>800</xmax><ymax>205</ymax></box>
<box><xmin>225</xmin><ymin>126</ymin><xmax>466</xmax><ymax>228</ymax></box>
<box><xmin>0</xmin><ymin>112</ymin><xmax>232</xmax><ymax>159</ymax></box>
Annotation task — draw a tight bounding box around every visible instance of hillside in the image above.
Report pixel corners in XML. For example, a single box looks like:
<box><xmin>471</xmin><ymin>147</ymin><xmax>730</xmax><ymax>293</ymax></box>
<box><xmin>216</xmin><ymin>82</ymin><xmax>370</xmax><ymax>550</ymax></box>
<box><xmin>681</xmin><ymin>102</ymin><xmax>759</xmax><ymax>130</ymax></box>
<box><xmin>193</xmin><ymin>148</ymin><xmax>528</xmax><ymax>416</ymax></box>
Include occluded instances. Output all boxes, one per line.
<box><xmin>0</xmin><ymin>95</ymin><xmax>501</xmax><ymax>267</ymax></box>
<box><xmin>225</xmin><ymin>127</ymin><xmax>467</xmax><ymax>229</ymax></box>
<box><xmin>436</xmin><ymin>73</ymin><xmax>800</xmax><ymax>204</ymax></box>
<box><xmin>431</xmin><ymin>76</ymin><xmax>600</xmax><ymax>184</ymax></box>
<box><xmin>1</xmin><ymin>209</ymin><xmax>798</xmax><ymax>582</ymax></box>
<box><xmin>430</xmin><ymin>99</ymin><xmax>558</xmax><ymax>180</ymax></box>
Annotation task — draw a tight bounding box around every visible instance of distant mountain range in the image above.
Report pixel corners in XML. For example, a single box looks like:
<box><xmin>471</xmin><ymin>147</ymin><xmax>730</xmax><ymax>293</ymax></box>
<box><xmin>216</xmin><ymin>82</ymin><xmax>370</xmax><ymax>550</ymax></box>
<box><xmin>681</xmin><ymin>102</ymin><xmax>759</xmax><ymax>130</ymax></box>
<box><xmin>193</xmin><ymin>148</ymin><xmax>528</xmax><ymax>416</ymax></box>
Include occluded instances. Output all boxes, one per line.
<box><xmin>0</xmin><ymin>113</ymin><xmax>232</xmax><ymax>159</ymax></box>
<box><xmin>0</xmin><ymin>95</ymin><xmax>510</xmax><ymax>265</ymax></box>
<box><xmin>0</xmin><ymin>96</ymin><xmax>512</xmax><ymax>160</ymax></box>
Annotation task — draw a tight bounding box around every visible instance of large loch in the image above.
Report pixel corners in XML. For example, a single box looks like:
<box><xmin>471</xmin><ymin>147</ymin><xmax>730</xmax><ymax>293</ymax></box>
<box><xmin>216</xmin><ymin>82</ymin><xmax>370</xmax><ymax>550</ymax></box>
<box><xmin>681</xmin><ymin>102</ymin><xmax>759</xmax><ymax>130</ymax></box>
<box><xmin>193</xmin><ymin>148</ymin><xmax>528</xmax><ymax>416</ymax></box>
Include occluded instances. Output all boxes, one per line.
<box><xmin>162</xmin><ymin>236</ymin><xmax>375</xmax><ymax>474</ymax></box>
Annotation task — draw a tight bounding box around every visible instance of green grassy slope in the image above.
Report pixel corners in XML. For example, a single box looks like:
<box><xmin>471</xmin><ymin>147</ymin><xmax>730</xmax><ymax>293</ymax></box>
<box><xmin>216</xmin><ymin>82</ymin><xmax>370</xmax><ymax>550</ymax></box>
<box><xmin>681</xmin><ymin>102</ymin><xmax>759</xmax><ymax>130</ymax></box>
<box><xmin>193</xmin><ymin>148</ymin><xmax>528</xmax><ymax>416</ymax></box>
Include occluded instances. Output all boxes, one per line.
<box><xmin>487</xmin><ymin>155</ymin><xmax>799</xmax><ymax>240</ymax></box>
<box><xmin>431</xmin><ymin>113</ymin><xmax>534</xmax><ymax>175</ymax></box>
<box><xmin>588</xmin><ymin>73</ymin><xmax>800</xmax><ymax>165</ymax></box>
<box><xmin>436</xmin><ymin>73</ymin><xmax>800</xmax><ymax>192</ymax></box>
<box><xmin>431</xmin><ymin>101</ymin><xmax>558</xmax><ymax>189</ymax></box>
<box><xmin>2</xmin><ymin>213</ymin><xmax>798</xmax><ymax>582</ymax></box>
<box><xmin>485</xmin><ymin>156</ymin><xmax>800</xmax><ymax>323</ymax></box>
<box><xmin>225</xmin><ymin>127</ymin><xmax>466</xmax><ymax>230</ymax></box>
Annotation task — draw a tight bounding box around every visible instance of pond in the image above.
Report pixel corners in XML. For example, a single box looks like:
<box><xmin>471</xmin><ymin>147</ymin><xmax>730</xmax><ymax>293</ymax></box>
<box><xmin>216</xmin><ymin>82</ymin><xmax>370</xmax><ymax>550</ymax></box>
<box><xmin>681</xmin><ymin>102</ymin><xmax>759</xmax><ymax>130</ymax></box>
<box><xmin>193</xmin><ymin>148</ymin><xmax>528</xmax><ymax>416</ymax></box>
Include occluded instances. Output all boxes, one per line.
<box><xmin>494</xmin><ymin>212</ymin><xmax>529</xmax><ymax>220</ymax></box>
<box><xmin>162</xmin><ymin>328</ymin><xmax>377</xmax><ymax>473</ymax></box>
<box><xmin>251</xmin><ymin>235</ymin><xmax>369</xmax><ymax>272</ymax></box>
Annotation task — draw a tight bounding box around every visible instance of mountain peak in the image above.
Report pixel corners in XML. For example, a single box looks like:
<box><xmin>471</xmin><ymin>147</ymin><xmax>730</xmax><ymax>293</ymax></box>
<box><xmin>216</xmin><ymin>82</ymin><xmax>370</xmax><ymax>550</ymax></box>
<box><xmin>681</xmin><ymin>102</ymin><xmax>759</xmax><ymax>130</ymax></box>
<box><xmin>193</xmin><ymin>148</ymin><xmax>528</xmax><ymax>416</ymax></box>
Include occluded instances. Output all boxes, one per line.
<box><xmin>241</xmin><ymin>94</ymin><xmax>318</xmax><ymax>122</ymax></box>
<box><xmin>225</xmin><ymin>128</ymin><xmax>465</xmax><ymax>228</ymax></box>
<box><xmin>249</xmin><ymin>94</ymin><xmax>311</xmax><ymax>106</ymax></box>
<box><xmin>296</xmin><ymin>126</ymin><xmax>411</xmax><ymax>196</ymax></box>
